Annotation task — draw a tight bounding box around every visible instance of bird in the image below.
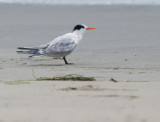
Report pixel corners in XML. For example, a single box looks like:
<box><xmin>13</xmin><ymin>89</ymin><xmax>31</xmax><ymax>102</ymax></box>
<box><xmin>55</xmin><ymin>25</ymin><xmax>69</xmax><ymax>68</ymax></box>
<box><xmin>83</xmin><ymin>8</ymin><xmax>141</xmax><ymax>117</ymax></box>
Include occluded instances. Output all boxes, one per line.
<box><xmin>17</xmin><ymin>24</ymin><xmax>96</xmax><ymax>64</ymax></box>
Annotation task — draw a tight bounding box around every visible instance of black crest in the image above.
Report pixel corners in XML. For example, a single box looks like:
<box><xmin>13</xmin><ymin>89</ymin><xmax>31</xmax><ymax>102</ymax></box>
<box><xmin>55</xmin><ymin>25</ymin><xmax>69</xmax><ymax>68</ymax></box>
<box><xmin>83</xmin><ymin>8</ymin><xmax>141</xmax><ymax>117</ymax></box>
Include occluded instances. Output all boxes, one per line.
<box><xmin>73</xmin><ymin>24</ymin><xmax>85</xmax><ymax>32</ymax></box>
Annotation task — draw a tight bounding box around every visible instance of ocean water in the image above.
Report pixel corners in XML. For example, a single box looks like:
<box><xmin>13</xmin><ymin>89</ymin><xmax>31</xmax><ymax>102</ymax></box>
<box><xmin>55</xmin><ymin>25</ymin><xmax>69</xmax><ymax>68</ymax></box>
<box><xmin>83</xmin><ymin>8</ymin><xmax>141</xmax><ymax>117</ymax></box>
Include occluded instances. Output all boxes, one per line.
<box><xmin>0</xmin><ymin>0</ymin><xmax>160</xmax><ymax>5</ymax></box>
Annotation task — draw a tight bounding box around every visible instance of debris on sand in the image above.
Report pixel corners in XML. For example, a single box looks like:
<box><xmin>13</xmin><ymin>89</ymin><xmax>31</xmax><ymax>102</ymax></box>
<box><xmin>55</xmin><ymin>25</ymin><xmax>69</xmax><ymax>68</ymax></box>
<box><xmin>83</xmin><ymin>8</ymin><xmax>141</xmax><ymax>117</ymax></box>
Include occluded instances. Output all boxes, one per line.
<box><xmin>112</xmin><ymin>67</ymin><xmax>120</xmax><ymax>70</ymax></box>
<box><xmin>61</xmin><ymin>87</ymin><xmax>78</xmax><ymax>91</ymax></box>
<box><xmin>109</xmin><ymin>78</ymin><xmax>118</xmax><ymax>83</ymax></box>
<box><xmin>61</xmin><ymin>85</ymin><xmax>105</xmax><ymax>91</ymax></box>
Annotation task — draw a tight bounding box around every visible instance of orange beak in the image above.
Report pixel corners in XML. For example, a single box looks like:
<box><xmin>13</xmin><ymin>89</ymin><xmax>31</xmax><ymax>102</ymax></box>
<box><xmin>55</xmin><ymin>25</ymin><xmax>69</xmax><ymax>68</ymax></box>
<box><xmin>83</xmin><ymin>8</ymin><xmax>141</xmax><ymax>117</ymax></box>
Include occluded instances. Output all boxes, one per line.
<box><xmin>86</xmin><ymin>27</ymin><xmax>96</xmax><ymax>30</ymax></box>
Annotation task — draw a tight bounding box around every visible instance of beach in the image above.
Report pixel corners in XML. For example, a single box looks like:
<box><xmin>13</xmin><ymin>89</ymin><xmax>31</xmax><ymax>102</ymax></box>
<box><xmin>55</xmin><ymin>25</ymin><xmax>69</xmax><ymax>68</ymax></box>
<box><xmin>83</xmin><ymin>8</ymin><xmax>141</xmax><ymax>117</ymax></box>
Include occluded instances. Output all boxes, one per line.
<box><xmin>0</xmin><ymin>4</ymin><xmax>160</xmax><ymax>122</ymax></box>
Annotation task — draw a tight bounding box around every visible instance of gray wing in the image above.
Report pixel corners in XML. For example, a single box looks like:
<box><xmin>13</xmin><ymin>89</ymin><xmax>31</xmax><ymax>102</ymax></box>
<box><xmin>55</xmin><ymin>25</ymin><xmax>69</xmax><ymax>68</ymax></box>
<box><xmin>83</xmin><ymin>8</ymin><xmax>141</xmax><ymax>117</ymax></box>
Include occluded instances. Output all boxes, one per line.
<box><xmin>44</xmin><ymin>36</ymin><xmax>77</xmax><ymax>57</ymax></box>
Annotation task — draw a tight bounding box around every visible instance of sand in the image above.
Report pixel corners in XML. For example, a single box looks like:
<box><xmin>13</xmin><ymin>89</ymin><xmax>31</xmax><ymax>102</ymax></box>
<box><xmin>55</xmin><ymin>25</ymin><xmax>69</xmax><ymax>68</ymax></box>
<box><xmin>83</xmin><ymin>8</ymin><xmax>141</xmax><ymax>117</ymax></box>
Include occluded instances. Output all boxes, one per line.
<box><xmin>0</xmin><ymin>4</ymin><xmax>160</xmax><ymax>122</ymax></box>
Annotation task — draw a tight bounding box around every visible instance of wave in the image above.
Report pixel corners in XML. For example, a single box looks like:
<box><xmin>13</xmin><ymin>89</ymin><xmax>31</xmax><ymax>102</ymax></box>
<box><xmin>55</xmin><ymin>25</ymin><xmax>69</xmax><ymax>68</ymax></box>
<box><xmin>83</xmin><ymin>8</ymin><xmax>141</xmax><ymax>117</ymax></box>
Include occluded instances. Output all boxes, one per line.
<box><xmin>0</xmin><ymin>0</ymin><xmax>160</xmax><ymax>5</ymax></box>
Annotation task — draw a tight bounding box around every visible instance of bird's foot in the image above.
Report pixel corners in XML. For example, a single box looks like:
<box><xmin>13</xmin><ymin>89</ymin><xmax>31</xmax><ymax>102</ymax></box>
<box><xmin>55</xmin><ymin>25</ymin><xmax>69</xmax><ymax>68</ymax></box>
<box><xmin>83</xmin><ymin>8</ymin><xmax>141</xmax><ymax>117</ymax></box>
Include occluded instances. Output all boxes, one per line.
<box><xmin>63</xmin><ymin>57</ymin><xmax>74</xmax><ymax>65</ymax></box>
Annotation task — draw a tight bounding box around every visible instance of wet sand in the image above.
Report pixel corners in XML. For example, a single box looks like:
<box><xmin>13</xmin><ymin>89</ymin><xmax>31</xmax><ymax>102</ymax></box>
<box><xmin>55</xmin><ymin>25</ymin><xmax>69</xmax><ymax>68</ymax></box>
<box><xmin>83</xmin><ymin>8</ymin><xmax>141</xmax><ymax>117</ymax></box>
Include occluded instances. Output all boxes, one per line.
<box><xmin>0</xmin><ymin>4</ymin><xmax>160</xmax><ymax>122</ymax></box>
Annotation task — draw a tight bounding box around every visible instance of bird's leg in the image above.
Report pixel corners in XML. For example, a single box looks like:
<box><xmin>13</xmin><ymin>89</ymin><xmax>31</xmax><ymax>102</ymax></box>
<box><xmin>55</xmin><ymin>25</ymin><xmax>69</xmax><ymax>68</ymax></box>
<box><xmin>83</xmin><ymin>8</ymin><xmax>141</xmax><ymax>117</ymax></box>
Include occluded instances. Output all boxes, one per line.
<box><xmin>63</xmin><ymin>57</ymin><xmax>73</xmax><ymax>65</ymax></box>
<box><xmin>63</xmin><ymin>56</ymin><xmax>69</xmax><ymax>64</ymax></box>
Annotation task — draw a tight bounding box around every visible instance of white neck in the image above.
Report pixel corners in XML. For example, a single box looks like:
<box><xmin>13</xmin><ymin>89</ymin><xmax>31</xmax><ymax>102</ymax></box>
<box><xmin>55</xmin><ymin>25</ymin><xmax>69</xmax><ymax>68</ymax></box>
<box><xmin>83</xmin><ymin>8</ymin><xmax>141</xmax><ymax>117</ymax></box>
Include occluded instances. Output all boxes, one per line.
<box><xmin>72</xmin><ymin>30</ymin><xmax>85</xmax><ymax>42</ymax></box>
<box><xmin>73</xmin><ymin>30</ymin><xmax>85</xmax><ymax>43</ymax></box>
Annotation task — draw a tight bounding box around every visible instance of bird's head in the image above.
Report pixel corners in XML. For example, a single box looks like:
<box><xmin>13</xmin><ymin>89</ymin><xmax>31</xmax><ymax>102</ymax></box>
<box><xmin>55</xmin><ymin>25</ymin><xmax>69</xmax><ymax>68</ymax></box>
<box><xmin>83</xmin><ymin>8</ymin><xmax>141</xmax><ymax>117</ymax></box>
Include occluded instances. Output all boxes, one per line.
<box><xmin>72</xmin><ymin>24</ymin><xmax>96</xmax><ymax>34</ymax></box>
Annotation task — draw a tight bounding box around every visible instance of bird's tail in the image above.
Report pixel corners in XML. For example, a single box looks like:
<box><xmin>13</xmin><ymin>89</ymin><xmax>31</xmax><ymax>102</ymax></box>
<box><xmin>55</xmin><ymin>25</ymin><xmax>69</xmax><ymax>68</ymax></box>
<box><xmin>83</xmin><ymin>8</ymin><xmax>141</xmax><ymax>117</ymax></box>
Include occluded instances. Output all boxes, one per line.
<box><xmin>17</xmin><ymin>47</ymin><xmax>43</xmax><ymax>58</ymax></box>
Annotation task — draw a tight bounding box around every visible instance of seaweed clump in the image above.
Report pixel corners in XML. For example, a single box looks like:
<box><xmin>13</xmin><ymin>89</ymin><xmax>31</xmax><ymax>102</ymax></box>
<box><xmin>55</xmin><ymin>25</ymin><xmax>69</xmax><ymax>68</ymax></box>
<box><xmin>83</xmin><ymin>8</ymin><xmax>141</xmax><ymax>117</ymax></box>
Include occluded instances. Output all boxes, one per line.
<box><xmin>37</xmin><ymin>74</ymin><xmax>96</xmax><ymax>81</ymax></box>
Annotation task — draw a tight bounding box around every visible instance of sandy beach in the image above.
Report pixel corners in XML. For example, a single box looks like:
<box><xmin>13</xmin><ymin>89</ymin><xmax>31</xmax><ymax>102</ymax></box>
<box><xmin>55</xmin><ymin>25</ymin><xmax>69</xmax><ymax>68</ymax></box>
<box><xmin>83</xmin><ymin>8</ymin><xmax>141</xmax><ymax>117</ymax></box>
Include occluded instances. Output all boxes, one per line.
<box><xmin>0</xmin><ymin>4</ymin><xmax>160</xmax><ymax>122</ymax></box>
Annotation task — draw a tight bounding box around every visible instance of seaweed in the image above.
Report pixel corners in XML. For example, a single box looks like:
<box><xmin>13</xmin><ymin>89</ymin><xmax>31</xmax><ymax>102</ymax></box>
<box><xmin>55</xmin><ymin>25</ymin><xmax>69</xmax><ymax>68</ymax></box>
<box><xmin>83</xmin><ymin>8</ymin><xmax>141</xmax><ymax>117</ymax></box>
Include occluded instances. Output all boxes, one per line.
<box><xmin>37</xmin><ymin>74</ymin><xmax>96</xmax><ymax>81</ymax></box>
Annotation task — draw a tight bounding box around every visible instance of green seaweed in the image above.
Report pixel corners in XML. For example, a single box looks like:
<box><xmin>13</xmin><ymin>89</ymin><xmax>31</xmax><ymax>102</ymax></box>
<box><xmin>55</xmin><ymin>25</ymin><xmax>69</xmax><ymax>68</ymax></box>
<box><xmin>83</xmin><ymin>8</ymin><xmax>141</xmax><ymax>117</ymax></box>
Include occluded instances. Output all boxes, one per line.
<box><xmin>5</xmin><ymin>80</ymin><xmax>30</xmax><ymax>85</ymax></box>
<box><xmin>37</xmin><ymin>74</ymin><xmax>96</xmax><ymax>81</ymax></box>
<box><xmin>4</xmin><ymin>74</ymin><xmax>95</xmax><ymax>85</ymax></box>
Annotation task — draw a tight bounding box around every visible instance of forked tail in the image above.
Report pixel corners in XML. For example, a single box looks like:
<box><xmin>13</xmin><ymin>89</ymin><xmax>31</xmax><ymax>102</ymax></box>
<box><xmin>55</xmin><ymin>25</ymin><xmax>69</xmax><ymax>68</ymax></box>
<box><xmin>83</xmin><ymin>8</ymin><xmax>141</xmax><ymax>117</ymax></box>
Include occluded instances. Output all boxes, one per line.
<box><xmin>17</xmin><ymin>47</ymin><xmax>43</xmax><ymax>58</ymax></box>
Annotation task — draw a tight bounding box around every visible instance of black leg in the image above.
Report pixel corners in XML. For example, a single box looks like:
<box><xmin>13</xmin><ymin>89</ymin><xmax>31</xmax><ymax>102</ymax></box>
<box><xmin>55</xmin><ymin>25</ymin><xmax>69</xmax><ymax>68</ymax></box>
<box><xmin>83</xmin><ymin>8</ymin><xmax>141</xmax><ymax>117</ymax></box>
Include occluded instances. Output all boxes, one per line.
<box><xmin>63</xmin><ymin>56</ymin><xmax>68</xmax><ymax>64</ymax></box>
<box><xmin>63</xmin><ymin>57</ymin><xmax>73</xmax><ymax>65</ymax></box>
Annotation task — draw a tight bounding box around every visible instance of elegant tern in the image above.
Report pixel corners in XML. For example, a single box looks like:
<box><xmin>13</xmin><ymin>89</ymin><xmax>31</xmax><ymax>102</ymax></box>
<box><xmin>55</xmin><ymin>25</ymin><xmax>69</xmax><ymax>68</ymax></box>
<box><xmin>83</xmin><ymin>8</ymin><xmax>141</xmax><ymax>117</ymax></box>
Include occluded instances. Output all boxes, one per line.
<box><xmin>17</xmin><ymin>24</ymin><xmax>96</xmax><ymax>64</ymax></box>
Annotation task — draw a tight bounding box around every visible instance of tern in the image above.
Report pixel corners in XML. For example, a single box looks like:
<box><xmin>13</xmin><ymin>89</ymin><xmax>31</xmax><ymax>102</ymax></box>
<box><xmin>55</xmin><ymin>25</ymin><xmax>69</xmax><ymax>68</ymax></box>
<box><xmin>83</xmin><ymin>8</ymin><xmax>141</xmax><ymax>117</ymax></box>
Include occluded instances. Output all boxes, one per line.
<box><xmin>17</xmin><ymin>24</ymin><xmax>96</xmax><ymax>64</ymax></box>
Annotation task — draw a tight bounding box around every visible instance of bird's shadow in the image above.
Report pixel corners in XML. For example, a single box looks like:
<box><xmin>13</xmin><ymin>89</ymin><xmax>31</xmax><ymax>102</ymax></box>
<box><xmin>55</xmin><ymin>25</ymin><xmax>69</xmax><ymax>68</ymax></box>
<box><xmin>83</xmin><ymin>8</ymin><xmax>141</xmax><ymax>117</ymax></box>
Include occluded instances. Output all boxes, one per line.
<box><xmin>31</xmin><ymin>64</ymin><xmax>64</xmax><ymax>67</ymax></box>
<box><xmin>31</xmin><ymin>63</ymin><xmax>74</xmax><ymax>67</ymax></box>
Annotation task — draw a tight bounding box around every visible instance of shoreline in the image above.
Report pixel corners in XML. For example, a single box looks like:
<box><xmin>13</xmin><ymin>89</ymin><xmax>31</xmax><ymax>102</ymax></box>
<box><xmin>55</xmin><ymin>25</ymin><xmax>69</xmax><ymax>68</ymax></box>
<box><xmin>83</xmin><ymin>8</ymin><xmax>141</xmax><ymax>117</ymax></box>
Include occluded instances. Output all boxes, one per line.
<box><xmin>1</xmin><ymin>3</ymin><xmax>160</xmax><ymax>6</ymax></box>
